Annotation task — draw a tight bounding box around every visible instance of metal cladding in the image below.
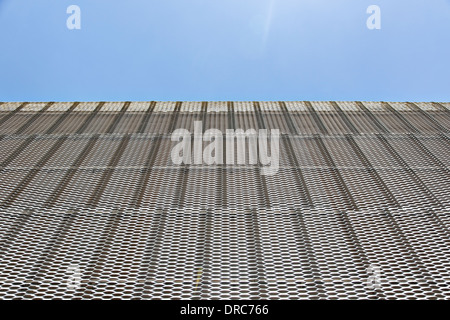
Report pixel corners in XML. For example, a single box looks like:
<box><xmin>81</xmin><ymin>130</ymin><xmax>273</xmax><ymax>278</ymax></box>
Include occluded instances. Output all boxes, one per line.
<box><xmin>0</xmin><ymin>100</ymin><xmax>449</xmax><ymax>299</ymax></box>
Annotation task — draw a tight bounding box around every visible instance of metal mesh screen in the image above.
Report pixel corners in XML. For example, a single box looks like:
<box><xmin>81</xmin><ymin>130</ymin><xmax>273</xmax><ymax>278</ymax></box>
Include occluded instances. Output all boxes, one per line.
<box><xmin>0</xmin><ymin>101</ymin><xmax>449</xmax><ymax>299</ymax></box>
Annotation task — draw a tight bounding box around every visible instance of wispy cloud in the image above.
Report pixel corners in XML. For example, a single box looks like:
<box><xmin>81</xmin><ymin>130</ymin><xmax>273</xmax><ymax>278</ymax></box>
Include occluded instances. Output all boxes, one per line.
<box><xmin>263</xmin><ymin>0</ymin><xmax>275</xmax><ymax>47</ymax></box>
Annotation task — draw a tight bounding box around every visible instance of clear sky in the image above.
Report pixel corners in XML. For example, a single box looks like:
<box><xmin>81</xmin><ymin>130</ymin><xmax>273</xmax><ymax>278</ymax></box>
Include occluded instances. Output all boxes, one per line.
<box><xmin>0</xmin><ymin>0</ymin><xmax>449</xmax><ymax>102</ymax></box>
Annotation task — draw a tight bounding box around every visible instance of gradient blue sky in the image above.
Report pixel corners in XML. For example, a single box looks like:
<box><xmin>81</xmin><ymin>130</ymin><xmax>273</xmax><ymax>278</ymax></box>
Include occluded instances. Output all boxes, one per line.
<box><xmin>0</xmin><ymin>0</ymin><xmax>449</xmax><ymax>102</ymax></box>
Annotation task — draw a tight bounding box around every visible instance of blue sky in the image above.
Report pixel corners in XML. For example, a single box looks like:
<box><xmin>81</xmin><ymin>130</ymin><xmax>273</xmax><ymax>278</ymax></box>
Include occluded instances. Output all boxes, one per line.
<box><xmin>0</xmin><ymin>0</ymin><xmax>449</xmax><ymax>102</ymax></box>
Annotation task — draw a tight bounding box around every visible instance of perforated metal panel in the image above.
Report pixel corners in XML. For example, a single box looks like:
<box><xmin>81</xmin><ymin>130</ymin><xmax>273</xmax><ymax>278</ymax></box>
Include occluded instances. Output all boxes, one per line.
<box><xmin>0</xmin><ymin>101</ymin><xmax>449</xmax><ymax>299</ymax></box>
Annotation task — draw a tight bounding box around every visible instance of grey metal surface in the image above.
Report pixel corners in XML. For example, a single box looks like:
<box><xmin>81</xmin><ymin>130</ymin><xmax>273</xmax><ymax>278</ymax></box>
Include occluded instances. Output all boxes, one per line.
<box><xmin>0</xmin><ymin>101</ymin><xmax>449</xmax><ymax>299</ymax></box>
